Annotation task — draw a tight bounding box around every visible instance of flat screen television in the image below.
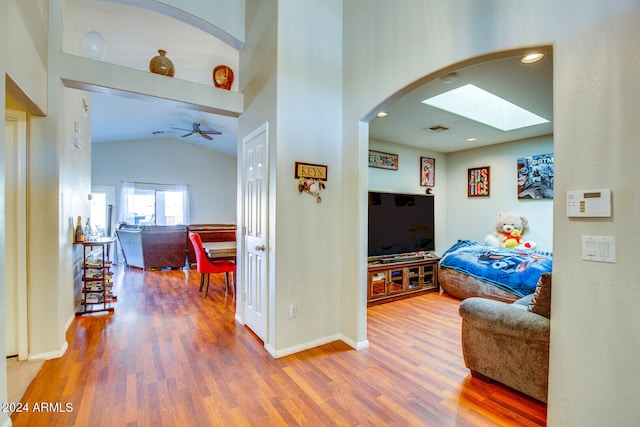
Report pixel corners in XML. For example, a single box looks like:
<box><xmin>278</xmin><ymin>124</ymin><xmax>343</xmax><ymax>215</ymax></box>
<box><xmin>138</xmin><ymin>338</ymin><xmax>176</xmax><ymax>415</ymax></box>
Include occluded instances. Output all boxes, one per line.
<box><xmin>368</xmin><ymin>191</ymin><xmax>435</xmax><ymax>257</ymax></box>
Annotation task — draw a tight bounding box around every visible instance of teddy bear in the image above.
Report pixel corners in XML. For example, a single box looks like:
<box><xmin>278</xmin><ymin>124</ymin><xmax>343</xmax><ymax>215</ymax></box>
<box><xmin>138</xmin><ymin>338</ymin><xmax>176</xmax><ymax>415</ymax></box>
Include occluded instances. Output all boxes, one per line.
<box><xmin>485</xmin><ymin>212</ymin><xmax>536</xmax><ymax>250</ymax></box>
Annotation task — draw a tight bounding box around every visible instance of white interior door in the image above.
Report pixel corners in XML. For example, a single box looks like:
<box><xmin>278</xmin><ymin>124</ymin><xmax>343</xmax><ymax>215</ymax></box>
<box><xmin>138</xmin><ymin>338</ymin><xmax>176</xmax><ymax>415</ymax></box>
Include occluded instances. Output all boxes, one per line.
<box><xmin>5</xmin><ymin>110</ymin><xmax>28</xmax><ymax>359</ymax></box>
<box><xmin>242</xmin><ymin>124</ymin><xmax>268</xmax><ymax>342</ymax></box>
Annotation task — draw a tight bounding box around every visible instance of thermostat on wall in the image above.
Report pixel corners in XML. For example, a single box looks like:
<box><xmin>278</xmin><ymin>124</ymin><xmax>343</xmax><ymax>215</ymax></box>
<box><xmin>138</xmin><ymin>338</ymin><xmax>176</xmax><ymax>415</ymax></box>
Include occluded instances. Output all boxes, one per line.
<box><xmin>566</xmin><ymin>189</ymin><xmax>611</xmax><ymax>217</ymax></box>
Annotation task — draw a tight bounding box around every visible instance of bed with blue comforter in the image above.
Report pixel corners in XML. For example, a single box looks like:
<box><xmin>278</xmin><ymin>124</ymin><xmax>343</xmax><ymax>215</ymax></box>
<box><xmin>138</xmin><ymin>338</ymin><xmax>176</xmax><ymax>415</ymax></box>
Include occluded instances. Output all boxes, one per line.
<box><xmin>439</xmin><ymin>240</ymin><xmax>552</xmax><ymax>301</ymax></box>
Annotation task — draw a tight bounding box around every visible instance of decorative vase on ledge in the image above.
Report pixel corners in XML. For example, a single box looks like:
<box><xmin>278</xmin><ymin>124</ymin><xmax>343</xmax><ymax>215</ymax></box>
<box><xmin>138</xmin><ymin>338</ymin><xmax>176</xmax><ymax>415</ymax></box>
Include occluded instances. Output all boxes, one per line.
<box><xmin>212</xmin><ymin>65</ymin><xmax>234</xmax><ymax>90</ymax></box>
<box><xmin>149</xmin><ymin>49</ymin><xmax>175</xmax><ymax>77</ymax></box>
<box><xmin>82</xmin><ymin>30</ymin><xmax>107</xmax><ymax>60</ymax></box>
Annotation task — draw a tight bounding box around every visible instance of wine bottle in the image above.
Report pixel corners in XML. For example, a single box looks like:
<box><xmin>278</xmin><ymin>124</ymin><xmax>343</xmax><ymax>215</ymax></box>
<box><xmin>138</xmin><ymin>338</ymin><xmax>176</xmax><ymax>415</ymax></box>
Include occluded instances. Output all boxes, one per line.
<box><xmin>75</xmin><ymin>216</ymin><xmax>84</xmax><ymax>243</ymax></box>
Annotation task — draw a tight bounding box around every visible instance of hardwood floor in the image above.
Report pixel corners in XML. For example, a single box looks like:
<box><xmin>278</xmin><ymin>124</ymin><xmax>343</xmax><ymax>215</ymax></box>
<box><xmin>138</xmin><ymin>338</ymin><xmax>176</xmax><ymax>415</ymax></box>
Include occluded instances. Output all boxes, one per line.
<box><xmin>11</xmin><ymin>266</ymin><xmax>546</xmax><ymax>426</ymax></box>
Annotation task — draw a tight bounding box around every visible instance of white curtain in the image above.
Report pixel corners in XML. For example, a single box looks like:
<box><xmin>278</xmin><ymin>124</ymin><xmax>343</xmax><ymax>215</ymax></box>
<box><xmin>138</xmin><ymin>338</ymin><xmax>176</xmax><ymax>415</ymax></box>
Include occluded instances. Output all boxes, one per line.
<box><xmin>118</xmin><ymin>181</ymin><xmax>136</xmax><ymax>224</ymax></box>
<box><xmin>118</xmin><ymin>181</ymin><xmax>190</xmax><ymax>225</ymax></box>
<box><xmin>175</xmin><ymin>183</ymin><xmax>191</xmax><ymax>225</ymax></box>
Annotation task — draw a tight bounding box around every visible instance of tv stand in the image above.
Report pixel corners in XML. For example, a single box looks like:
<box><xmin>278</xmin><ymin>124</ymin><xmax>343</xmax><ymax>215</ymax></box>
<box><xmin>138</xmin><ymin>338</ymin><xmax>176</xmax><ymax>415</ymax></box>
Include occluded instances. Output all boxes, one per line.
<box><xmin>367</xmin><ymin>253</ymin><xmax>440</xmax><ymax>306</ymax></box>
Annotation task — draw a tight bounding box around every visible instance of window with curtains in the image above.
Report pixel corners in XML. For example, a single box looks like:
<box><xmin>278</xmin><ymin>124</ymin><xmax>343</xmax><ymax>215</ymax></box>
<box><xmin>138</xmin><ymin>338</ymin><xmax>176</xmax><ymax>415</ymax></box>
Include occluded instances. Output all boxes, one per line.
<box><xmin>118</xmin><ymin>181</ymin><xmax>190</xmax><ymax>226</ymax></box>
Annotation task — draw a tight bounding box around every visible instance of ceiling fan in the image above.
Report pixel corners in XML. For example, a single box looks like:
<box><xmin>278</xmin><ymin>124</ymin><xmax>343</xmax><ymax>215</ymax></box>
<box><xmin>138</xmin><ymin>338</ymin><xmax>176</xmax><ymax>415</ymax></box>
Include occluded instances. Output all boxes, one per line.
<box><xmin>171</xmin><ymin>122</ymin><xmax>222</xmax><ymax>141</ymax></box>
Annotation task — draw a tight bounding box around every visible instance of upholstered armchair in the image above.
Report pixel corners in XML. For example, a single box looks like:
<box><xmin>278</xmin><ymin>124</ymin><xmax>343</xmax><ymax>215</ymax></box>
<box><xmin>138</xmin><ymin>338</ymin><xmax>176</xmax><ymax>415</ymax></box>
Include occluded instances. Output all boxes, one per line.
<box><xmin>458</xmin><ymin>274</ymin><xmax>551</xmax><ymax>403</ymax></box>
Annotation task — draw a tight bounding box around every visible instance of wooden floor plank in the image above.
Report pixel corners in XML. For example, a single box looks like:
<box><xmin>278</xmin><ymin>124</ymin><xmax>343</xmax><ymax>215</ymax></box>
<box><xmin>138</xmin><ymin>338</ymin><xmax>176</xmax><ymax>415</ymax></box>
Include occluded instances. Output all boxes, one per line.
<box><xmin>11</xmin><ymin>265</ymin><xmax>546</xmax><ymax>426</ymax></box>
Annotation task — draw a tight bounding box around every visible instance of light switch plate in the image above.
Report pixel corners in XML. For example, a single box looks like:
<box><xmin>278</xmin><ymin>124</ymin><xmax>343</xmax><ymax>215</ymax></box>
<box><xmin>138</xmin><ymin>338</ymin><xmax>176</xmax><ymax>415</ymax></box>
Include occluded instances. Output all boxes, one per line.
<box><xmin>581</xmin><ymin>236</ymin><xmax>616</xmax><ymax>263</ymax></box>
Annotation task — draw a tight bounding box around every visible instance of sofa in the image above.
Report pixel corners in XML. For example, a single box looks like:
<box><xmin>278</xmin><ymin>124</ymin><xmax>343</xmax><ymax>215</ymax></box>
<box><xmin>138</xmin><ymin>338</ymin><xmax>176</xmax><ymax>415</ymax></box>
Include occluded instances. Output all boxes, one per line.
<box><xmin>458</xmin><ymin>273</ymin><xmax>551</xmax><ymax>403</ymax></box>
<box><xmin>116</xmin><ymin>224</ymin><xmax>188</xmax><ymax>269</ymax></box>
<box><xmin>186</xmin><ymin>224</ymin><xmax>236</xmax><ymax>264</ymax></box>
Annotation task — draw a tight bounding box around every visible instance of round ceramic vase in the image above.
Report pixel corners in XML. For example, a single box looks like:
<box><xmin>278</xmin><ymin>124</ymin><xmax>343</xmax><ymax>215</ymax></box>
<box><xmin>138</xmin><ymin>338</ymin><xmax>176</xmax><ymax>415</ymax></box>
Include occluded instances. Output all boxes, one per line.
<box><xmin>213</xmin><ymin>65</ymin><xmax>234</xmax><ymax>90</ymax></box>
<box><xmin>149</xmin><ymin>50</ymin><xmax>175</xmax><ymax>77</ymax></box>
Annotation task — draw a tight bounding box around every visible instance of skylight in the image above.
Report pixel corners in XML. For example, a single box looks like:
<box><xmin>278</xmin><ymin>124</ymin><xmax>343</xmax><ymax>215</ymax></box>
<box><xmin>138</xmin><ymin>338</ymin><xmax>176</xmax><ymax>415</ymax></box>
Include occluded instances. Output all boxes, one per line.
<box><xmin>421</xmin><ymin>84</ymin><xmax>549</xmax><ymax>131</ymax></box>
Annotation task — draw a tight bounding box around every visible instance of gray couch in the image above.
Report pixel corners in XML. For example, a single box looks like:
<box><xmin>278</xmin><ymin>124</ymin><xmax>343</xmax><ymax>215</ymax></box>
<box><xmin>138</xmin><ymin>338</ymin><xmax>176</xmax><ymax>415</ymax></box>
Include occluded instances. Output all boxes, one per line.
<box><xmin>458</xmin><ymin>294</ymin><xmax>550</xmax><ymax>403</ymax></box>
<box><xmin>116</xmin><ymin>224</ymin><xmax>188</xmax><ymax>269</ymax></box>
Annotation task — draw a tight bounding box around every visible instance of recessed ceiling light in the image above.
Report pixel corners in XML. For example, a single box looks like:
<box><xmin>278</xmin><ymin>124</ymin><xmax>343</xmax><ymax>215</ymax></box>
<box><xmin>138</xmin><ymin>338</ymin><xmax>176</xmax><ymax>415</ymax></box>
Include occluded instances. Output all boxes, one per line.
<box><xmin>376</xmin><ymin>111</ymin><xmax>389</xmax><ymax>118</ymax></box>
<box><xmin>520</xmin><ymin>53</ymin><xmax>545</xmax><ymax>64</ymax></box>
<box><xmin>422</xmin><ymin>84</ymin><xmax>549</xmax><ymax>131</ymax></box>
<box><xmin>466</xmin><ymin>137</ymin><xmax>477</xmax><ymax>142</ymax></box>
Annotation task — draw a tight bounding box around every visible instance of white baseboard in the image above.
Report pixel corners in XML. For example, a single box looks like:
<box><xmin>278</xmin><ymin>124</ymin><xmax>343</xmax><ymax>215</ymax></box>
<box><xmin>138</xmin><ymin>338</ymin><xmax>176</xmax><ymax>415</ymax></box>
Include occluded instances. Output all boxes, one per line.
<box><xmin>339</xmin><ymin>334</ymin><xmax>369</xmax><ymax>351</ymax></box>
<box><xmin>271</xmin><ymin>333</ymin><xmax>369</xmax><ymax>358</ymax></box>
<box><xmin>264</xmin><ymin>342</ymin><xmax>276</xmax><ymax>357</ymax></box>
<box><xmin>234</xmin><ymin>313</ymin><xmax>244</xmax><ymax>325</ymax></box>
<box><xmin>29</xmin><ymin>340</ymin><xmax>68</xmax><ymax>361</ymax></box>
<box><xmin>65</xmin><ymin>311</ymin><xmax>76</xmax><ymax>332</ymax></box>
<box><xmin>272</xmin><ymin>334</ymin><xmax>341</xmax><ymax>358</ymax></box>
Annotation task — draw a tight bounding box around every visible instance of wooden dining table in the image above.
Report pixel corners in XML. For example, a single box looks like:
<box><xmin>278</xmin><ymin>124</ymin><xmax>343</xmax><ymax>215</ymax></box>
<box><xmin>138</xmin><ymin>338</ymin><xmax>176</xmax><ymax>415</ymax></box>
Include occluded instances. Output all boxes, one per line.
<box><xmin>202</xmin><ymin>241</ymin><xmax>236</xmax><ymax>260</ymax></box>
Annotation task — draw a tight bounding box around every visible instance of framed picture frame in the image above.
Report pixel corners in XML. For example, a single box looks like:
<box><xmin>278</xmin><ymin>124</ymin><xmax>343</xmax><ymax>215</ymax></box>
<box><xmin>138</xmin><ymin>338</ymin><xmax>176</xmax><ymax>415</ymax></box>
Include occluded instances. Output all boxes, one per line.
<box><xmin>420</xmin><ymin>157</ymin><xmax>435</xmax><ymax>186</ymax></box>
<box><xmin>517</xmin><ymin>153</ymin><xmax>554</xmax><ymax>199</ymax></box>
<box><xmin>368</xmin><ymin>150</ymin><xmax>398</xmax><ymax>170</ymax></box>
<box><xmin>468</xmin><ymin>166</ymin><xmax>490</xmax><ymax>197</ymax></box>
<box><xmin>294</xmin><ymin>161</ymin><xmax>328</xmax><ymax>181</ymax></box>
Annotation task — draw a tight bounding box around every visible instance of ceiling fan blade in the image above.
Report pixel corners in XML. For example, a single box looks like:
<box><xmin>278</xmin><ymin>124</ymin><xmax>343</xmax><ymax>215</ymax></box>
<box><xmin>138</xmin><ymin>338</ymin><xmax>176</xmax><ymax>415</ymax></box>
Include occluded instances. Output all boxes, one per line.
<box><xmin>200</xmin><ymin>133</ymin><xmax>213</xmax><ymax>141</ymax></box>
<box><xmin>201</xmin><ymin>130</ymin><xmax>222</xmax><ymax>135</ymax></box>
<box><xmin>171</xmin><ymin>127</ymin><xmax>191</xmax><ymax>132</ymax></box>
<box><xmin>181</xmin><ymin>132</ymin><xmax>194</xmax><ymax>137</ymax></box>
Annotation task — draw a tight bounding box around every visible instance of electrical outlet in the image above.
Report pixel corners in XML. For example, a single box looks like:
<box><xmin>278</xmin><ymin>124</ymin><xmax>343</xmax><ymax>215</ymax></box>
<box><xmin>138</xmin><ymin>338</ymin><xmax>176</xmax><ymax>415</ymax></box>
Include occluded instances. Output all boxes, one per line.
<box><xmin>290</xmin><ymin>303</ymin><xmax>298</xmax><ymax>318</ymax></box>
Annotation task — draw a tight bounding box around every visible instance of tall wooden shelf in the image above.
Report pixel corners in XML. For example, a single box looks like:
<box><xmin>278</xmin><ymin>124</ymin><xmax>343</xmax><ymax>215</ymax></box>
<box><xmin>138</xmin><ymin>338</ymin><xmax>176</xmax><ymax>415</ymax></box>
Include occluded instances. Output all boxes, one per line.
<box><xmin>367</xmin><ymin>254</ymin><xmax>440</xmax><ymax>306</ymax></box>
<box><xmin>76</xmin><ymin>238</ymin><xmax>117</xmax><ymax>316</ymax></box>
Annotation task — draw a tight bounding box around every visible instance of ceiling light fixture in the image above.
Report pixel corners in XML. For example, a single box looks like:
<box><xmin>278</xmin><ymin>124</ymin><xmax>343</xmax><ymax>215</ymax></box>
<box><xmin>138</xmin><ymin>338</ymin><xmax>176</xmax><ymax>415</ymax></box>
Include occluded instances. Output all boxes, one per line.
<box><xmin>422</xmin><ymin>84</ymin><xmax>549</xmax><ymax>131</ymax></box>
<box><xmin>376</xmin><ymin>111</ymin><xmax>389</xmax><ymax>118</ymax></box>
<box><xmin>426</xmin><ymin>125</ymin><xmax>449</xmax><ymax>132</ymax></box>
<box><xmin>520</xmin><ymin>53</ymin><xmax>545</xmax><ymax>64</ymax></box>
<box><xmin>466</xmin><ymin>137</ymin><xmax>477</xmax><ymax>142</ymax></box>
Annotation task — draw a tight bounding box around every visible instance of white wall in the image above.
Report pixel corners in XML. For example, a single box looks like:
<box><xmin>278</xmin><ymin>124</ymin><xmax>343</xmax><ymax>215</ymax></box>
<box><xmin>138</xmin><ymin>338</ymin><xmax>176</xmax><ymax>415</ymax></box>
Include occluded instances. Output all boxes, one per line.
<box><xmin>343</xmin><ymin>1</ymin><xmax>640</xmax><ymax>425</ymax></box>
<box><xmin>238</xmin><ymin>0</ymin><xmax>278</xmax><ymax>351</ymax></box>
<box><xmin>240</xmin><ymin>0</ymin><xmax>345</xmax><ymax>356</ymax></box>
<box><xmin>446</xmin><ymin>136</ymin><xmax>554</xmax><ymax>252</ymax></box>
<box><xmin>1</xmin><ymin>13</ymin><xmax>51</xmax><ymax>427</ymax></box>
<box><xmin>91</xmin><ymin>138</ymin><xmax>237</xmax><ymax>224</ymax></box>
<box><xmin>143</xmin><ymin>0</ymin><xmax>245</xmax><ymax>48</ymax></box>
<box><xmin>272</xmin><ymin>0</ymin><xmax>343</xmax><ymax>354</ymax></box>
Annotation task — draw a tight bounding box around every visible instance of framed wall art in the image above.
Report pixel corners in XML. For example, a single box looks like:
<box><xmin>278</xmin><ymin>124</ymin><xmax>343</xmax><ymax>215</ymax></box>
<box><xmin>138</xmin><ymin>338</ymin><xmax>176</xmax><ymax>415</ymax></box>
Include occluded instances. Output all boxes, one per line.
<box><xmin>420</xmin><ymin>157</ymin><xmax>435</xmax><ymax>186</ymax></box>
<box><xmin>517</xmin><ymin>153</ymin><xmax>554</xmax><ymax>199</ymax></box>
<box><xmin>468</xmin><ymin>166</ymin><xmax>490</xmax><ymax>197</ymax></box>
<box><xmin>368</xmin><ymin>150</ymin><xmax>398</xmax><ymax>170</ymax></box>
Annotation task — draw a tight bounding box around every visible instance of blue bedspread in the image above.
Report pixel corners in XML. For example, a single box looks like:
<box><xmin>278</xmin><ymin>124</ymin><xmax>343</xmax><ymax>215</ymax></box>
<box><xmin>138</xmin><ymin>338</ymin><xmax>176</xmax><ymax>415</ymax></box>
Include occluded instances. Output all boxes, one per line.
<box><xmin>439</xmin><ymin>240</ymin><xmax>552</xmax><ymax>297</ymax></box>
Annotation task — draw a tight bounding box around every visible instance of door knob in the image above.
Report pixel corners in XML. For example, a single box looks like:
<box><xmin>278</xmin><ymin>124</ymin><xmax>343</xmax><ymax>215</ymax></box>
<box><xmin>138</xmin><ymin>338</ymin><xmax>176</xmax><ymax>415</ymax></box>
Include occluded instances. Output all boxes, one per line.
<box><xmin>255</xmin><ymin>245</ymin><xmax>266</xmax><ymax>251</ymax></box>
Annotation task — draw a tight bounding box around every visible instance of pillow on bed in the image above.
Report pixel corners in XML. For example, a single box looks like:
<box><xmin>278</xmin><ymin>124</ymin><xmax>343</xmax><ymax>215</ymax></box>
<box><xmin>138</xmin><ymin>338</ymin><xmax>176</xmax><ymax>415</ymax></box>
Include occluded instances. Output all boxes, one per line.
<box><xmin>528</xmin><ymin>273</ymin><xmax>552</xmax><ymax>318</ymax></box>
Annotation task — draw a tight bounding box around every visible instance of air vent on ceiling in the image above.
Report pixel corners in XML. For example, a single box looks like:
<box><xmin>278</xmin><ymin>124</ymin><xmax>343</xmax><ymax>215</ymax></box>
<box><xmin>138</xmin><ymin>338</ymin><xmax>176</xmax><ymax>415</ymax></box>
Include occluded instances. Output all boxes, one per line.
<box><xmin>426</xmin><ymin>125</ymin><xmax>449</xmax><ymax>132</ymax></box>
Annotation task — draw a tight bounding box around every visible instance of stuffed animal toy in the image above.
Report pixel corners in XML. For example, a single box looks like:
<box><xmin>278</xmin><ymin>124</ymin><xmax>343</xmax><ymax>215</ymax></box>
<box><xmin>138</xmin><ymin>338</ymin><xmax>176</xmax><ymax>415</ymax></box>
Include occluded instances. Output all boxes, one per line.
<box><xmin>485</xmin><ymin>212</ymin><xmax>536</xmax><ymax>249</ymax></box>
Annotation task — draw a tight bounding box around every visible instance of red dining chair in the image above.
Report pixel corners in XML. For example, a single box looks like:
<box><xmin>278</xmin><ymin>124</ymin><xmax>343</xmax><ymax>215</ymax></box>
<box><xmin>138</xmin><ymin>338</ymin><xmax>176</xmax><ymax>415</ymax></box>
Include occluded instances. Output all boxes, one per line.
<box><xmin>188</xmin><ymin>232</ymin><xmax>236</xmax><ymax>298</ymax></box>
